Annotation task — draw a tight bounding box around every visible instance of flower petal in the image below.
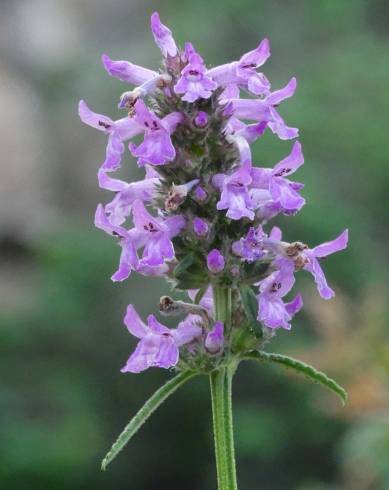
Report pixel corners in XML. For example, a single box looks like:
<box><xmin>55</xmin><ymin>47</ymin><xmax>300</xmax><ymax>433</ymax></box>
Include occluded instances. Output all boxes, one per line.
<box><xmin>311</xmin><ymin>230</ymin><xmax>349</xmax><ymax>258</ymax></box>
<box><xmin>78</xmin><ymin>100</ymin><xmax>114</xmax><ymax>133</ymax></box>
<box><xmin>150</xmin><ymin>12</ymin><xmax>177</xmax><ymax>57</ymax></box>
<box><xmin>102</xmin><ymin>53</ymin><xmax>157</xmax><ymax>85</ymax></box>
<box><xmin>124</xmin><ymin>304</ymin><xmax>148</xmax><ymax>338</ymax></box>
<box><xmin>272</xmin><ymin>141</ymin><xmax>304</xmax><ymax>178</ymax></box>
<box><xmin>304</xmin><ymin>256</ymin><xmax>335</xmax><ymax>299</ymax></box>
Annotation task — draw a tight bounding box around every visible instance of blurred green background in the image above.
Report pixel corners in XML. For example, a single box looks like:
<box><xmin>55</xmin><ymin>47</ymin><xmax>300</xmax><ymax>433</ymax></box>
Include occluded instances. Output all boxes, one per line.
<box><xmin>1</xmin><ymin>0</ymin><xmax>388</xmax><ymax>489</ymax></box>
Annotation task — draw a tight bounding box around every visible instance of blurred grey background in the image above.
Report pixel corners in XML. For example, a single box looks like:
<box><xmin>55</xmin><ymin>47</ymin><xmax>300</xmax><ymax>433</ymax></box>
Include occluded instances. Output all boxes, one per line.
<box><xmin>0</xmin><ymin>1</ymin><xmax>388</xmax><ymax>489</ymax></box>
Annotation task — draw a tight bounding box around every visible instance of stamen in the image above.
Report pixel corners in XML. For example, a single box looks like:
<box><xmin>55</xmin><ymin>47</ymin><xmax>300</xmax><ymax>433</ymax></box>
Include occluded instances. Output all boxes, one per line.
<box><xmin>286</xmin><ymin>242</ymin><xmax>308</xmax><ymax>257</ymax></box>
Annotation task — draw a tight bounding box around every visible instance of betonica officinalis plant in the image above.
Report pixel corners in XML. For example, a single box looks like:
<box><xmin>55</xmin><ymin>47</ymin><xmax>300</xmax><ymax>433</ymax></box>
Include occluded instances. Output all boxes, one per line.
<box><xmin>79</xmin><ymin>12</ymin><xmax>348</xmax><ymax>489</ymax></box>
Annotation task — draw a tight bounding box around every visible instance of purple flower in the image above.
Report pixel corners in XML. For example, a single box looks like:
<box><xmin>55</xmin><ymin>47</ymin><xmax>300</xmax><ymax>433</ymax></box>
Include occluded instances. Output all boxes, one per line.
<box><xmin>129</xmin><ymin>100</ymin><xmax>183</xmax><ymax>166</ymax></box>
<box><xmin>250</xmin><ymin>141</ymin><xmax>305</xmax><ymax>217</ymax></box>
<box><xmin>121</xmin><ymin>305</ymin><xmax>201</xmax><ymax>373</ymax></box>
<box><xmin>95</xmin><ymin>200</ymin><xmax>185</xmax><ymax>280</ymax></box>
<box><xmin>94</xmin><ymin>204</ymin><xmax>141</xmax><ymax>281</ymax></box>
<box><xmin>78</xmin><ymin>100</ymin><xmax>143</xmax><ymax>171</ymax></box>
<box><xmin>193</xmin><ymin>217</ymin><xmax>209</xmax><ymax>237</ymax></box>
<box><xmin>232</xmin><ymin>226</ymin><xmax>265</xmax><ymax>261</ymax></box>
<box><xmin>101</xmin><ymin>53</ymin><xmax>157</xmax><ymax>85</ymax></box>
<box><xmin>79</xmin><ymin>12</ymin><xmax>350</xmax><ymax>382</ymax></box>
<box><xmin>226</xmin><ymin>121</ymin><xmax>267</xmax><ymax>164</ymax></box>
<box><xmin>205</xmin><ymin>321</ymin><xmax>224</xmax><ymax>353</ymax></box>
<box><xmin>131</xmin><ymin>200</ymin><xmax>185</xmax><ymax>267</ymax></box>
<box><xmin>213</xmin><ymin>161</ymin><xmax>255</xmax><ymax>220</ymax></box>
<box><xmin>98</xmin><ymin>169</ymin><xmax>159</xmax><ymax>225</ymax></box>
<box><xmin>301</xmin><ymin>230</ymin><xmax>349</xmax><ymax>299</ymax></box>
<box><xmin>227</xmin><ymin>78</ymin><xmax>298</xmax><ymax>140</ymax></box>
<box><xmin>174</xmin><ymin>45</ymin><xmax>217</xmax><ymax>102</ymax></box>
<box><xmin>207</xmin><ymin>39</ymin><xmax>271</xmax><ymax>95</ymax></box>
<box><xmin>150</xmin><ymin>12</ymin><xmax>178</xmax><ymax>58</ymax></box>
<box><xmin>94</xmin><ymin>202</ymin><xmax>129</xmax><ymax>239</ymax></box>
<box><xmin>257</xmin><ymin>258</ymin><xmax>302</xmax><ymax>330</ymax></box>
<box><xmin>268</xmin><ymin>140</ymin><xmax>305</xmax><ymax>212</ymax></box>
<box><xmin>207</xmin><ymin>249</ymin><xmax>225</xmax><ymax>273</ymax></box>
<box><xmin>264</xmin><ymin>228</ymin><xmax>349</xmax><ymax>299</ymax></box>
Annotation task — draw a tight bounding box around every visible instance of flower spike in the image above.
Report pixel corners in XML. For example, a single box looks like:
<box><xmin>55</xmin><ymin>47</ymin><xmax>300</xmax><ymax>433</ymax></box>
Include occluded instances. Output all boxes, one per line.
<box><xmin>79</xmin><ymin>14</ymin><xmax>349</xmax><ymax>480</ymax></box>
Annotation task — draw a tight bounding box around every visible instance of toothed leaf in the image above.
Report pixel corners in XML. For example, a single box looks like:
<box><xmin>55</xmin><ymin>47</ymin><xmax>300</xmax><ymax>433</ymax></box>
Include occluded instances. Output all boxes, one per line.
<box><xmin>101</xmin><ymin>371</ymin><xmax>197</xmax><ymax>470</ymax></box>
<box><xmin>245</xmin><ymin>351</ymin><xmax>347</xmax><ymax>405</ymax></box>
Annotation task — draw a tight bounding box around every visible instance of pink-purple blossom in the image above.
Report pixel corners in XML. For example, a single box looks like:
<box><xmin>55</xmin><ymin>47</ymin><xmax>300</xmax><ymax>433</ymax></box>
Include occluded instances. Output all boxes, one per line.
<box><xmin>232</xmin><ymin>226</ymin><xmax>266</xmax><ymax>262</ymax></box>
<box><xmin>130</xmin><ymin>100</ymin><xmax>183</xmax><ymax>166</ymax></box>
<box><xmin>121</xmin><ymin>305</ymin><xmax>201</xmax><ymax>373</ymax></box>
<box><xmin>78</xmin><ymin>100</ymin><xmax>143</xmax><ymax>171</ymax></box>
<box><xmin>256</xmin><ymin>259</ymin><xmax>303</xmax><ymax>330</ymax></box>
<box><xmin>174</xmin><ymin>45</ymin><xmax>217</xmax><ymax>102</ymax></box>
<box><xmin>213</xmin><ymin>161</ymin><xmax>255</xmax><ymax>220</ymax></box>
<box><xmin>131</xmin><ymin>200</ymin><xmax>185</xmax><ymax>267</ymax></box>
<box><xmin>98</xmin><ymin>169</ymin><xmax>159</xmax><ymax>225</ymax></box>
<box><xmin>80</xmin><ymin>11</ymin><xmax>348</xmax><ymax>377</ymax></box>
<box><xmin>226</xmin><ymin>78</ymin><xmax>298</xmax><ymax>140</ymax></box>
<box><xmin>207</xmin><ymin>39</ymin><xmax>271</xmax><ymax>95</ymax></box>
<box><xmin>250</xmin><ymin>140</ymin><xmax>305</xmax><ymax>216</ymax></box>
<box><xmin>298</xmin><ymin>230</ymin><xmax>349</xmax><ymax>299</ymax></box>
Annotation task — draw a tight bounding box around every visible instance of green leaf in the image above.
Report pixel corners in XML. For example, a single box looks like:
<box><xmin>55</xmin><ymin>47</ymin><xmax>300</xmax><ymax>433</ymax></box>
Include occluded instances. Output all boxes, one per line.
<box><xmin>173</xmin><ymin>254</ymin><xmax>196</xmax><ymax>276</ymax></box>
<box><xmin>173</xmin><ymin>253</ymin><xmax>208</xmax><ymax>290</ymax></box>
<box><xmin>101</xmin><ymin>371</ymin><xmax>197</xmax><ymax>471</ymax></box>
<box><xmin>242</xmin><ymin>261</ymin><xmax>271</xmax><ymax>283</ymax></box>
<box><xmin>239</xmin><ymin>285</ymin><xmax>262</xmax><ymax>338</ymax></box>
<box><xmin>174</xmin><ymin>274</ymin><xmax>208</xmax><ymax>290</ymax></box>
<box><xmin>245</xmin><ymin>351</ymin><xmax>347</xmax><ymax>406</ymax></box>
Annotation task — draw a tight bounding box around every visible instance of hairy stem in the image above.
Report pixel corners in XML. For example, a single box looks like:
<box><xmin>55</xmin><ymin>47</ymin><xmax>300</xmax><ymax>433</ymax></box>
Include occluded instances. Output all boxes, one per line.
<box><xmin>210</xmin><ymin>286</ymin><xmax>238</xmax><ymax>490</ymax></box>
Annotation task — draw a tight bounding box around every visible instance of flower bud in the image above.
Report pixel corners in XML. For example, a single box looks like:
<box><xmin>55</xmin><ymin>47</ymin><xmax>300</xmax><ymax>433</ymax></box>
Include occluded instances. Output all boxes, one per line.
<box><xmin>193</xmin><ymin>217</ymin><xmax>209</xmax><ymax>237</ymax></box>
<box><xmin>194</xmin><ymin>185</ymin><xmax>207</xmax><ymax>202</ymax></box>
<box><xmin>205</xmin><ymin>321</ymin><xmax>224</xmax><ymax>354</ymax></box>
<box><xmin>231</xmin><ymin>266</ymin><xmax>240</xmax><ymax>277</ymax></box>
<box><xmin>194</xmin><ymin>111</ymin><xmax>208</xmax><ymax>128</ymax></box>
<box><xmin>207</xmin><ymin>249</ymin><xmax>225</xmax><ymax>273</ymax></box>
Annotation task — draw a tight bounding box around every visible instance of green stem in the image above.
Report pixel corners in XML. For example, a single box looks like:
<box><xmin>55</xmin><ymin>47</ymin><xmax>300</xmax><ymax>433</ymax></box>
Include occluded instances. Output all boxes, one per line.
<box><xmin>210</xmin><ymin>286</ymin><xmax>238</xmax><ymax>490</ymax></box>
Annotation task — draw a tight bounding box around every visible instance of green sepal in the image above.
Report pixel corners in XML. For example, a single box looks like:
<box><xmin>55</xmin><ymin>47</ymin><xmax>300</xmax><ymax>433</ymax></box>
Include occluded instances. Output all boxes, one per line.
<box><xmin>238</xmin><ymin>284</ymin><xmax>263</xmax><ymax>338</ymax></box>
<box><xmin>230</xmin><ymin>326</ymin><xmax>258</xmax><ymax>354</ymax></box>
<box><xmin>242</xmin><ymin>261</ymin><xmax>271</xmax><ymax>284</ymax></box>
<box><xmin>174</xmin><ymin>273</ymin><xmax>208</xmax><ymax>290</ymax></box>
<box><xmin>189</xmin><ymin>143</ymin><xmax>205</xmax><ymax>157</ymax></box>
<box><xmin>173</xmin><ymin>253</ymin><xmax>196</xmax><ymax>276</ymax></box>
<box><xmin>245</xmin><ymin>351</ymin><xmax>347</xmax><ymax>406</ymax></box>
<box><xmin>101</xmin><ymin>371</ymin><xmax>197</xmax><ymax>471</ymax></box>
<box><xmin>173</xmin><ymin>253</ymin><xmax>208</xmax><ymax>290</ymax></box>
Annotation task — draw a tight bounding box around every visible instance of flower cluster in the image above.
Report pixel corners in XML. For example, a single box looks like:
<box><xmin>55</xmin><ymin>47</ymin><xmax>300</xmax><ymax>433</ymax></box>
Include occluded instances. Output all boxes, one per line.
<box><xmin>79</xmin><ymin>12</ymin><xmax>348</xmax><ymax>374</ymax></box>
